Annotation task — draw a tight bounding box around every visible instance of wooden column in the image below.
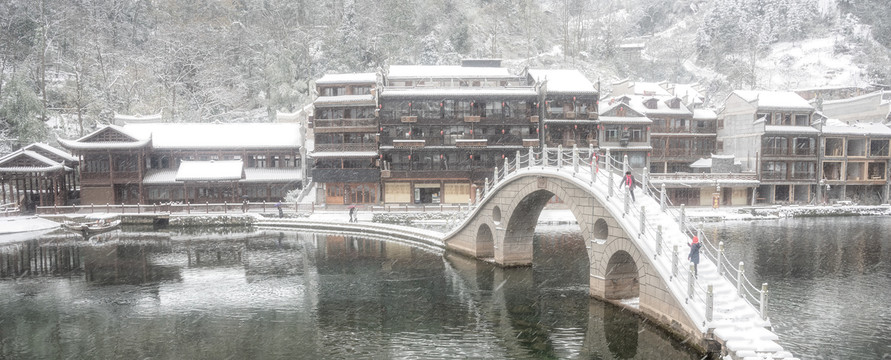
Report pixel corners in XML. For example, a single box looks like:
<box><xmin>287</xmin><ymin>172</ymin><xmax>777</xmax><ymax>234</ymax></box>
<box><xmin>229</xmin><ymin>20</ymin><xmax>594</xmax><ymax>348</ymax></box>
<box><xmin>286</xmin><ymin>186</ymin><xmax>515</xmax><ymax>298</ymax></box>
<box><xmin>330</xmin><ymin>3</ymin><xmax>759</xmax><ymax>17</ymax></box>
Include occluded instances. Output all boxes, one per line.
<box><xmin>1</xmin><ymin>177</ymin><xmax>6</xmax><ymax>204</ymax></box>
<box><xmin>138</xmin><ymin>151</ymin><xmax>144</xmax><ymax>204</ymax></box>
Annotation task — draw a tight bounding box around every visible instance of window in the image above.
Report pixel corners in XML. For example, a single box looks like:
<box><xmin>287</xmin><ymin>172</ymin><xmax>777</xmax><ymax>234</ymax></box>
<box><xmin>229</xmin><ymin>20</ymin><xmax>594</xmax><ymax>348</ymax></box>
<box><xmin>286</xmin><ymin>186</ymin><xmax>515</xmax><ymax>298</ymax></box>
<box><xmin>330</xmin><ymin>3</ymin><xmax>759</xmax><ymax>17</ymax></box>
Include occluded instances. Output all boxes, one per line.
<box><xmin>762</xmin><ymin>161</ymin><xmax>787</xmax><ymax>179</ymax></box>
<box><xmin>794</xmin><ymin>114</ymin><xmax>809</xmax><ymax>126</ymax></box>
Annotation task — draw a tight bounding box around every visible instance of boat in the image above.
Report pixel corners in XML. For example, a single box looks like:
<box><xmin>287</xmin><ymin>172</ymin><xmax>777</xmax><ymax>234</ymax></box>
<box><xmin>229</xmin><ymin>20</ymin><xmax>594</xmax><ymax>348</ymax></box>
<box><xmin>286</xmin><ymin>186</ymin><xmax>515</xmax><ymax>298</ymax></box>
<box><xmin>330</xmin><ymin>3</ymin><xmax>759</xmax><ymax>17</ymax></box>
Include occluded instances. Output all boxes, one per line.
<box><xmin>63</xmin><ymin>218</ymin><xmax>121</xmax><ymax>236</ymax></box>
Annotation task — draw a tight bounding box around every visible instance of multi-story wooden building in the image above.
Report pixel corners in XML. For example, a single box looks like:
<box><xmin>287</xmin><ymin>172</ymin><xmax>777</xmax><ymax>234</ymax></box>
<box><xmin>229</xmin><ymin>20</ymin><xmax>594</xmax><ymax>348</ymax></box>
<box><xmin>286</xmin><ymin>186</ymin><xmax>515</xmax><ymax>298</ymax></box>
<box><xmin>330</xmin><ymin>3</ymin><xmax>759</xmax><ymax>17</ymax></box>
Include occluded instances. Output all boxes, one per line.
<box><xmin>527</xmin><ymin>69</ymin><xmax>599</xmax><ymax>149</ymax></box>
<box><xmin>58</xmin><ymin>123</ymin><xmax>304</xmax><ymax>205</ymax></box>
<box><xmin>596</xmin><ymin>96</ymin><xmax>652</xmax><ymax>171</ymax></box>
<box><xmin>311</xmin><ymin>73</ymin><xmax>380</xmax><ymax>205</ymax></box>
<box><xmin>310</xmin><ymin>63</ymin><xmax>601</xmax><ymax>205</ymax></box>
<box><xmin>376</xmin><ymin>60</ymin><xmax>539</xmax><ymax>204</ymax></box>
<box><xmin>820</xmin><ymin>120</ymin><xmax>891</xmax><ymax>204</ymax></box>
<box><xmin>718</xmin><ymin>90</ymin><xmax>818</xmax><ymax>204</ymax></box>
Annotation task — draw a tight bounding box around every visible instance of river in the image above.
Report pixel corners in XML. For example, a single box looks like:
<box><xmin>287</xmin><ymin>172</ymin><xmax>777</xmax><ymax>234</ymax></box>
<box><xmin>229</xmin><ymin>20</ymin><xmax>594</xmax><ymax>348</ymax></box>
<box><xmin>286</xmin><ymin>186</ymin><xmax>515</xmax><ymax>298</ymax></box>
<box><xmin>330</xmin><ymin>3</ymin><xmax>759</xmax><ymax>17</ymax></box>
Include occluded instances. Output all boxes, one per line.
<box><xmin>0</xmin><ymin>216</ymin><xmax>888</xmax><ymax>359</ymax></box>
<box><xmin>0</xmin><ymin>225</ymin><xmax>697</xmax><ymax>359</ymax></box>
<box><xmin>703</xmin><ymin>216</ymin><xmax>891</xmax><ymax>360</ymax></box>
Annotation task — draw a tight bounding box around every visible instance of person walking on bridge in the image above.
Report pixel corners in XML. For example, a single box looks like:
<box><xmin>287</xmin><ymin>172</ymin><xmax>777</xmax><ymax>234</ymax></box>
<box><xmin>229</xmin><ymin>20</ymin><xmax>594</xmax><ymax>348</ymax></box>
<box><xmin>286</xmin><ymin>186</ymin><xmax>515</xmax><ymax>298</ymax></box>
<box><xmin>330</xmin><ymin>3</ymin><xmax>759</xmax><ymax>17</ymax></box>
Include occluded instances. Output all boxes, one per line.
<box><xmin>688</xmin><ymin>235</ymin><xmax>701</xmax><ymax>277</ymax></box>
<box><xmin>623</xmin><ymin>171</ymin><xmax>636</xmax><ymax>202</ymax></box>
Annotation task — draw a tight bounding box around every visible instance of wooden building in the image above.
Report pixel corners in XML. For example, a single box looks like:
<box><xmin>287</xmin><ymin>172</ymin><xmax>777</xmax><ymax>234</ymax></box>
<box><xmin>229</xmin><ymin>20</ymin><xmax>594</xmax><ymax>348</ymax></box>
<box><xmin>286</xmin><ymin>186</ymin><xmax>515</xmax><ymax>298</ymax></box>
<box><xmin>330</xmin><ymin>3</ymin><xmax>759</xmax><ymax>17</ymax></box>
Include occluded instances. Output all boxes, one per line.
<box><xmin>377</xmin><ymin>60</ymin><xmax>539</xmax><ymax>204</ymax></box>
<box><xmin>820</xmin><ymin>120</ymin><xmax>891</xmax><ymax>204</ymax></box>
<box><xmin>58</xmin><ymin>123</ymin><xmax>304</xmax><ymax>205</ymax></box>
<box><xmin>718</xmin><ymin>91</ymin><xmax>818</xmax><ymax>204</ymax></box>
<box><xmin>312</xmin><ymin>73</ymin><xmax>381</xmax><ymax>205</ymax></box>
<box><xmin>0</xmin><ymin>143</ymin><xmax>79</xmax><ymax>211</ymax></box>
<box><xmin>528</xmin><ymin>69</ymin><xmax>599</xmax><ymax>149</ymax></box>
<box><xmin>597</xmin><ymin>97</ymin><xmax>652</xmax><ymax>171</ymax></box>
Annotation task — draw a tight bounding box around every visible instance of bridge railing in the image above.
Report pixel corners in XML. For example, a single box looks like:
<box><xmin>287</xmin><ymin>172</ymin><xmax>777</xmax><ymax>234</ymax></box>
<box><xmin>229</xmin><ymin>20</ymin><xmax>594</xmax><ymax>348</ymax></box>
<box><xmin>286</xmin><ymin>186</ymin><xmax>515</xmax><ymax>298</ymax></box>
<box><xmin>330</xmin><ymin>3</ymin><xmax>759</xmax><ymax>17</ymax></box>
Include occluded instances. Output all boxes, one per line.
<box><xmin>638</xmin><ymin>166</ymin><xmax>769</xmax><ymax>320</ymax></box>
<box><xmin>478</xmin><ymin>146</ymin><xmax>770</xmax><ymax>323</ymax></box>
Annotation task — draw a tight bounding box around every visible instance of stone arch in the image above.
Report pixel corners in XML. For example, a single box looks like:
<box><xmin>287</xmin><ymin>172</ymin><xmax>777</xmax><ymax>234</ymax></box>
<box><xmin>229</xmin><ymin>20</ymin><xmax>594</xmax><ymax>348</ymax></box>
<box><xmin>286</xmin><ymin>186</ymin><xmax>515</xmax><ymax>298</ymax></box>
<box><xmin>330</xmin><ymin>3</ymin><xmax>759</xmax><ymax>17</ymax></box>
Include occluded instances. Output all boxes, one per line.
<box><xmin>492</xmin><ymin>205</ymin><xmax>502</xmax><ymax>223</ymax></box>
<box><xmin>604</xmin><ymin>250</ymin><xmax>639</xmax><ymax>300</ymax></box>
<box><xmin>475</xmin><ymin>223</ymin><xmax>494</xmax><ymax>258</ymax></box>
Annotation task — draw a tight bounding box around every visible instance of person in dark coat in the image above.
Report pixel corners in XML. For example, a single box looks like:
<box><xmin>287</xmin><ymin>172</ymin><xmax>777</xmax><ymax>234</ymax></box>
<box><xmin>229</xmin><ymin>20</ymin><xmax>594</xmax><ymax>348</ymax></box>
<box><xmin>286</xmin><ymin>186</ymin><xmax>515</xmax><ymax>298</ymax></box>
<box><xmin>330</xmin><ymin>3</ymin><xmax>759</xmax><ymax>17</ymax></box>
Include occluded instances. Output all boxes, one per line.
<box><xmin>624</xmin><ymin>171</ymin><xmax>636</xmax><ymax>201</ymax></box>
<box><xmin>688</xmin><ymin>235</ymin><xmax>701</xmax><ymax>277</ymax></box>
<box><xmin>349</xmin><ymin>206</ymin><xmax>356</xmax><ymax>223</ymax></box>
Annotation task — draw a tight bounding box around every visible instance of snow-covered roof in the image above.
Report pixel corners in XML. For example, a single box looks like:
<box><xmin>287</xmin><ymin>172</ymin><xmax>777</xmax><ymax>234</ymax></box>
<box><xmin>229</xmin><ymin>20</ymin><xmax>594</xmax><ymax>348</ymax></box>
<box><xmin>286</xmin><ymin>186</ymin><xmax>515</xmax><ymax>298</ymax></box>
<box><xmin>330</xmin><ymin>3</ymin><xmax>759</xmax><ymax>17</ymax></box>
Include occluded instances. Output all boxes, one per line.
<box><xmin>0</xmin><ymin>150</ymin><xmax>72</xmax><ymax>173</ymax></box>
<box><xmin>692</xmin><ymin>109</ymin><xmax>718</xmax><ymax>120</ymax></box>
<box><xmin>114</xmin><ymin>112</ymin><xmax>163</xmax><ymax>125</ymax></box>
<box><xmin>764</xmin><ymin>125</ymin><xmax>820</xmax><ymax>134</ymax></box>
<box><xmin>388</xmin><ymin>65</ymin><xmax>514</xmax><ymax>79</ymax></box>
<box><xmin>598</xmin><ymin>116</ymin><xmax>653</xmax><ymax>124</ymax></box>
<box><xmin>601</xmin><ymin>95</ymin><xmax>692</xmax><ymax>116</ymax></box>
<box><xmin>527</xmin><ymin>69</ymin><xmax>597</xmax><ymax>95</ymax></box>
<box><xmin>315</xmin><ymin>73</ymin><xmax>376</xmax><ymax>85</ymax></box>
<box><xmin>313</xmin><ymin>94</ymin><xmax>375</xmax><ymax>107</ymax></box>
<box><xmin>380</xmin><ymin>87</ymin><xmax>537</xmax><ymax>99</ymax></box>
<box><xmin>822</xmin><ymin>120</ymin><xmax>891</xmax><ymax>136</ymax></box>
<box><xmin>626</xmin><ymin>81</ymin><xmax>671</xmax><ymax>97</ymax></box>
<box><xmin>175</xmin><ymin>160</ymin><xmax>244</xmax><ymax>181</ymax></box>
<box><xmin>734</xmin><ymin>90</ymin><xmax>813</xmax><ymax>111</ymax></box>
<box><xmin>57</xmin><ymin>124</ymin><xmax>152</xmax><ymax>151</ymax></box>
<box><xmin>124</xmin><ymin>123</ymin><xmax>301</xmax><ymax>150</ymax></box>
<box><xmin>143</xmin><ymin>167</ymin><xmax>302</xmax><ymax>184</ymax></box>
<box><xmin>670</xmin><ymin>83</ymin><xmax>705</xmax><ymax>104</ymax></box>
<box><xmin>17</xmin><ymin>143</ymin><xmax>78</xmax><ymax>163</ymax></box>
<box><xmin>821</xmin><ymin>90</ymin><xmax>884</xmax><ymax>106</ymax></box>
<box><xmin>690</xmin><ymin>158</ymin><xmax>712</xmax><ymax>168</ymax></box>
<box><xmin>242</xmin><ymin>168</ymin><xmax>303</xmax><ymax>183</ymax></box>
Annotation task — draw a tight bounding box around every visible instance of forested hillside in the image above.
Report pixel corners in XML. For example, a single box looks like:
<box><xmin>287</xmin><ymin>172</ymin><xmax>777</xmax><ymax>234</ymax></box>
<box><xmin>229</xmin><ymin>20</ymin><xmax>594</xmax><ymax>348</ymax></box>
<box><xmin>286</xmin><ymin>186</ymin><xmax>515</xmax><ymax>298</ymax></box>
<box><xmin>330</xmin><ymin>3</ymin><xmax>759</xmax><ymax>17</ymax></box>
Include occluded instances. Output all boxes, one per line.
<box><xmin>1</xmin><ymin>0</ymin><xmax>889</xmax><ymax>151</ymax></box>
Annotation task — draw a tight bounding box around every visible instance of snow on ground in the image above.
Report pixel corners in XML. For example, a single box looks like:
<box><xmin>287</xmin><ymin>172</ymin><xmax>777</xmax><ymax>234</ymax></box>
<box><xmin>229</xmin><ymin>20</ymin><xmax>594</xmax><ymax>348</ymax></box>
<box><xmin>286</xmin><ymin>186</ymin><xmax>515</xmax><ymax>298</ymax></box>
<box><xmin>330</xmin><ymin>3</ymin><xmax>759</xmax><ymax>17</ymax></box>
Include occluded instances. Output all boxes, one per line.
<box><xmin>758</xmin><ymin>37</ymin><xmax>868</xmax><ymax>90</ymax></box>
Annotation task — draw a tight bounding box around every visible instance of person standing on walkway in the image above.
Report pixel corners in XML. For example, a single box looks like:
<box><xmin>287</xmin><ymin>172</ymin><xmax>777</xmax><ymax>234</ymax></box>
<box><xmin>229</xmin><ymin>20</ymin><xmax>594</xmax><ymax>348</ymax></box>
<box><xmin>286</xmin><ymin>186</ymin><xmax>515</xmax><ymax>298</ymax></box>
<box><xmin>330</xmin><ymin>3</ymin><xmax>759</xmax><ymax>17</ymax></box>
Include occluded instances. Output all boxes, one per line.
<box><xmin>624</xmin><ymin>171</ymin><xmax>636</xmax><ymax>202</ymax></box>
<box><xmin>349</xmin><ymin>206</ymin><xmax>356</xmax><ymax>223</ymax></box>
<box><xmin>688</xmin><ymin>235</ymin><xmax>701</xmax><ymax>277</ymax></box>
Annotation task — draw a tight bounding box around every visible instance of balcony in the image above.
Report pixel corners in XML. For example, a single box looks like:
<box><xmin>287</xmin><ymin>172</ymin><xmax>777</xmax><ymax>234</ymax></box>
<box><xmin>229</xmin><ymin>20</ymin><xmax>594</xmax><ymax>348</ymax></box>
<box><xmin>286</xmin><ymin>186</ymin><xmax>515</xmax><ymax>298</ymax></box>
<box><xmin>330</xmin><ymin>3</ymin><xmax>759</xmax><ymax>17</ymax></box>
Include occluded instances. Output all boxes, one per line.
<box><xmin>400</xmin><ymin>116</ymin><xmax>417</xmax><ymax>123</ymax></box>
<box><xmin>464</xmin><ymin>116</ymin><xmax>481</xmax><ymax>123</ymax></box>
<box><xmin>651</xmin><ymin>126</ymin><xmax>717</xmax><ymax>134</ymax></box>
<box><xmin>523</xmin><ymin>138</ymin><xmax>540</xmax><ymax>147</ymax></box>
<box><xmin>649</xmin><ymin>172</ymin><xmax>758</xmax><ymax>182</ymax></box>
<box><xmin>455</xmin><ymin>139</ymin><xmax>487</xmax><ymax>147</ymax></box>
<box><xmin>312</xmin><ymin>168</ymin><xmax>380</xmax><ymax>183</ymax></box>
<box><xmin>313</xmin><ymin>118</ymin><xmax>377</xmax><ymax>130</ymax></box>
<box><xmin>761</xmin><ymin>171</ymin><xmax>786</xmax><ymax>180</ymax></box>
<box><xmin>393</xmin><ymin>139</ymin><xmax>425</xmax><ymax>148</ymax></box>
<box><xmin>313</xmin><ymin>143</ymin><xmax>378</xmax><ymax>152</ymax></box>
<box><xmin>651</xmin><ymin>148</ymin><xmax>714</xmax><ymax>157</ymax></box>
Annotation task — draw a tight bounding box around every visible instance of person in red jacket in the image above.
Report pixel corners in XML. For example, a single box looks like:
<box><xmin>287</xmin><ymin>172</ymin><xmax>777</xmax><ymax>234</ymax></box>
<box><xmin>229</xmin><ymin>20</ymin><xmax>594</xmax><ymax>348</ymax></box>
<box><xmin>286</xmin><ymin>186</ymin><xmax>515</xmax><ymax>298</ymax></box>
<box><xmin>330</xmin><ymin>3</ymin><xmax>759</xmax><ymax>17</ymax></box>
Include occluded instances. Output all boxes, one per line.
<box><xmin>688</xmin><ymin>235</ymin><xmax>701</xmax><ymax>277</ymax></box>
<box><xmin>624</xmin><ymin>171</ymin><xmax>636</xmax><ymax>201</ymax></box>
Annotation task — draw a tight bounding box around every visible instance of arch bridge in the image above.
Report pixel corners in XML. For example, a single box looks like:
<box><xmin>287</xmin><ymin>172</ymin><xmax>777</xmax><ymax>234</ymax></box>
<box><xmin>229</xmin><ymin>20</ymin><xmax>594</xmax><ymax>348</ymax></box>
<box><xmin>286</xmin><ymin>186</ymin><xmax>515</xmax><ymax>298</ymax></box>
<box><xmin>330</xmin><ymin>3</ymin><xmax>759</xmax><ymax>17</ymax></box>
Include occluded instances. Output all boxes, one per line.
<box><xmin>443</xmin><ymin>146</ymin><xmax>797</xmax><ymax>360</ymax></box>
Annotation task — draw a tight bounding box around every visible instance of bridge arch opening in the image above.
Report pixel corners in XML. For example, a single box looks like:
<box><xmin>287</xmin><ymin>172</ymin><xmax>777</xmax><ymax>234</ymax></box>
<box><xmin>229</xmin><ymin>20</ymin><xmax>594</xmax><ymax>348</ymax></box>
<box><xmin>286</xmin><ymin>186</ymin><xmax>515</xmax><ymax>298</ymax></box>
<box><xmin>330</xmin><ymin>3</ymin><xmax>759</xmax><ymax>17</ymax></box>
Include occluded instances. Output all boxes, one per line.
<box><xmin>605</xmin><ymin>250</ymin><xmax>639</xmax><ymax>300</ymax></box>
<box><xmin>475</xmin><ymin>223</ymin><xmax>494</xmax><ymax>258</ymax></box>
<box><xmin>593</xmin><ymin>218</ymin><xmax>609</xmax><ymax>244</ymax></box>
<box><xmin>492</xmin><ymin>206</ymin><xmax>502</xmax><ymax>223</ymax></box>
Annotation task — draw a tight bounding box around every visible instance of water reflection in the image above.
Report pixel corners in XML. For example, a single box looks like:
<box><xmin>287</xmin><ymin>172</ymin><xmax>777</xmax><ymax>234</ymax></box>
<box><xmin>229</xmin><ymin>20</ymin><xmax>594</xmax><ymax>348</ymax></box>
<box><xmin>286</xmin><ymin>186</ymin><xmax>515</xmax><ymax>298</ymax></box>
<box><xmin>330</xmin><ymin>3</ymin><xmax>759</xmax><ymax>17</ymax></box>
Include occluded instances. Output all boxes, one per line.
<box><xmin>705</xmin><ymin>217</ymin><xmax>891</xmax><ymax>359</ymax></box>
<box><xmin>0</xmin><ymin>227</ymin><xmax>698</xmax><ymax>359</ymax></box>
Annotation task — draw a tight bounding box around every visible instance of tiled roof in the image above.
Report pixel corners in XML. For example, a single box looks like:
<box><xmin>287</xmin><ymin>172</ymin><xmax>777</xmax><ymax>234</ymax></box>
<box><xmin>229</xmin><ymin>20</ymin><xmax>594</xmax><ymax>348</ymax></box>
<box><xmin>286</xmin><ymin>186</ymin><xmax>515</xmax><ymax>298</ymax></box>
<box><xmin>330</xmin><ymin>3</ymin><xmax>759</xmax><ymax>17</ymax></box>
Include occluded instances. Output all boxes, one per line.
<box><xmin>314</xmin><ymin>94</ymin><xmax>375</xmax><ymax>107</ymax></box>
<box><xmin>735</xmin><ymin>90</ymin><xmax>813</xmax><ymax>111</ymax></box>
<box><xmin>380</xmin><ymin>87</ymin><xmax>537</xmax><ymax>99</ymax></box>
<box><xmin>124</xmin><ymin>123</ymin><xmax>301</xmax><ymax>150</ymax></box>
<box><xmin>528</xmin><ymin>69</ymin><xmax>597</xmax><ymax>94</ymax></box>
<box><xmin>316</xmin><ymin>73</ymin><xmax>376</xmax><ymax>85</ymax></box>
<box><xmin>388</xmin><ymin>65</ymin><xmax>513</xmax><ymax>79</ymax></box>
<box><xmin>175</xmin><ymin>160</ymin><xmax>244</xmax><ymax>181</ymax></box>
